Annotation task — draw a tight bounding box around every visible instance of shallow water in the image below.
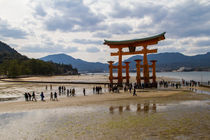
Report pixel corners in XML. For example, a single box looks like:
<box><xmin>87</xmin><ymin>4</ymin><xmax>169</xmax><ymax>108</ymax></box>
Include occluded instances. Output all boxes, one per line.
<box><xmin>189</xmin><ymin>88</ymin><xmax>210</xmax><ymax>95</ymax></box>
<box><xmin>0</xmin><ymin>81</ymin><xmax>108</xmax><ymax>102</ymax></box>
<box><xmin>0</xmin><ymin>99</ymin><xmax>209</xmax><ymax>140</ymax></box>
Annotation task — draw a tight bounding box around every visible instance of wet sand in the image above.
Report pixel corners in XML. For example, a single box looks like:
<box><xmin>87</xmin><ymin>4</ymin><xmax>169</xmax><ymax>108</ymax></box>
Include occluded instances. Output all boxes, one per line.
<box><xmin>0</xmin><ymin>75</ymin><xmax>210</xmax><ymax>139</ymax></box>
<box><xmin>0</xmin><ymin>90</ymin><xmax>209</xmax><ymax>140</ymax></box>
<box><xmin>0</xmin><ymin>88</ymin><xmax>209</xmax><ymax>113</ymax></box>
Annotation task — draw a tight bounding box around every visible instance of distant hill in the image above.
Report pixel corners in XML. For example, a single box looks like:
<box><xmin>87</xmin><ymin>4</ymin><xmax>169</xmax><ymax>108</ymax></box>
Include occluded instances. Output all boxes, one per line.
<box><xmin>124</xmin><ymin>52</ymin><xmax>210</xmax><ymax>71</ymax></box>
<box><xmin>0</xmin><ymin>41</ymin><xmax>27</xmax><ymax>62</ymax></box>
<box><xmin>40</xmin><ymin>53</ymin><xmax>108</xmax><ymax>73</ymax></box>
<box><xmin>41</xmin><ymin>52</ymin><xmax>210</xmax><ymax>72</ymax></box>
<box><xmin>0</xmin><ymin>41</ymin><xmax>78</xmax><ymax>77</ymax></box>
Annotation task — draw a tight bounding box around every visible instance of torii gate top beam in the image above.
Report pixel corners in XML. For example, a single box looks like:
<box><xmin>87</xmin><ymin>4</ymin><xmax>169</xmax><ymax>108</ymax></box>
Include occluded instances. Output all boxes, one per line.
<box><xmin>104</xmin><ymin>32</ymin><xmax>166</xmax><ymax>49</ymax></box>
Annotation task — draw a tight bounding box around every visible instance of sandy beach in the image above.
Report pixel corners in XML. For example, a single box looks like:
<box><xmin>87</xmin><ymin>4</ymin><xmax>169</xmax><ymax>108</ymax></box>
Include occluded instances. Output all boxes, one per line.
<box><xmin>0</xmin><ymin>75</ymin><xmax>210</xmax><ymax>140</ymax></box>
<box><xmin>0</xmin><ymin>89</ymin><xmax>191</xmax><ymax>113</ymax></box>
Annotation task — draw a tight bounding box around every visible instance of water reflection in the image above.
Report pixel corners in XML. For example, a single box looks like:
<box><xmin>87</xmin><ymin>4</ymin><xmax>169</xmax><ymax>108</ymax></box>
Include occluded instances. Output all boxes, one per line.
<box><xmin>109</xmin><ymin>103</ymin><xmax>157</xmax><ymax>114</ymax></box>
<box><xmin>189</xmin><ymin>88</ymin><xmax>210</xmax><ymax>95</ymax></box>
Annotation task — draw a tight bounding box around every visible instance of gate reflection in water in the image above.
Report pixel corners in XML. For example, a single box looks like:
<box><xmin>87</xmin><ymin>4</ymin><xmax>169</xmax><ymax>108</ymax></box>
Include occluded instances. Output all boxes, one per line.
<box><xmin>109</xmin><ymin>103</ymin><xmax>157</xmax><ymax>114</ymax></box>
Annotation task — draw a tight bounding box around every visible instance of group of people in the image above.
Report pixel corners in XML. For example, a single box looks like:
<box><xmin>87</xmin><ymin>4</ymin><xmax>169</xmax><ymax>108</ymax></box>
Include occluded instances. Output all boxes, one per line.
<box><xmin>24</xmin><ymin>85</ymin><xmax>90</xmax><ymax>102</ymax></box>
<box><xmin>93</xmin><ymin>86</ymin><xmax>103</xmax><ymax>94</ymax></box>
<box><xmin>24</xmin><ymin>92</ymin><xmax>37</xmax><ymax>101</ymax></box>
<box><xmin>158</xmin><ymin>79</ymin><xmax>201</xmax><ymax>89</ymax></box>
<box><xmin>50</xmin><ymin>92</ymin><xmax>58</xmax><ymax>101</ymax></box>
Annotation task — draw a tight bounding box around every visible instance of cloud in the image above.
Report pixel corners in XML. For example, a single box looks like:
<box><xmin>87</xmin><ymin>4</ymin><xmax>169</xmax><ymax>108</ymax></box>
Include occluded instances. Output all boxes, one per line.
<box><xmin>20</xmin><ymin>44</ymin><xmax>78</xmax><ymax>53</ymax></box>
<box><xmin>34</xmin><ymin>4</ymin><xmax>47</xmax><ymax>17</ymax></box>
<box><xmin>108</xmin><ymin>23</ymin><xmax>133</xmax><ymax>34</ymax></box>
<box><xmin>92</xmin><ymin>32</ymin><xmax>112</xmax><ymax>38</ymax></box>
<box><xmin>0</xmin><ymin>18</ymin><xmax>28</xmax><ymax>39</ymax></box>
<box><xmin>86</xmin><ymin>47</ymin><xmax>100</xmax><ymax>53</ymax></box>
<box><xmin>110</xmin><ymin>1</ymin><xmax>167</xmax><ymax>23</ymax></box>
<box><xmin>109</xmin><ymin>0</ymin><xmax>210</xmax><ymax>38</ymax></box>
<box><xmin>156</xmin><ymin>0</ymin><xmax>210</xmax><ymax>38</ymax></box>
<box><xmin>196</xmin><ymin>40</ymin><xmax>210</xmax><ymax>47</ymax></box>
<box><xmin>73</xmin><ymin>39</ymin><xmax>102</xmax><ymax>45</ymax></box>
<box><xmin>45</xmin><ymin>0</ymin><xmax>104</xmax><ymax>32</ymax></box>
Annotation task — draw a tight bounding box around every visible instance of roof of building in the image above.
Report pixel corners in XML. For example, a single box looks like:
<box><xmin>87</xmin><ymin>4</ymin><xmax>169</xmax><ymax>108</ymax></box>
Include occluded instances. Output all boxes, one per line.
<box><xmin>104</xmin><ymin>32</ymin><xmax>166</xmax><ymax>45</ymax></box>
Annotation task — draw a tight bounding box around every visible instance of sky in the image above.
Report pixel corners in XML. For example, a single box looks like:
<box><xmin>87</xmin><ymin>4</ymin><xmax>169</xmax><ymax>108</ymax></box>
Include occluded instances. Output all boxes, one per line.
<box><xmin>0</xmin><ymin>0</ymin><xmax>210</xmax><ymax>63</ymax></box>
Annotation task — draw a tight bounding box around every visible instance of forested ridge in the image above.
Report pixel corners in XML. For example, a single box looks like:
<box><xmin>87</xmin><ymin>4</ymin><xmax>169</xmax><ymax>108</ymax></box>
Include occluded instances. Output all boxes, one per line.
<box><xmin>0</xmin><ymin>41</ymin><xmax>78</xmax><ymax>77</ymax></box>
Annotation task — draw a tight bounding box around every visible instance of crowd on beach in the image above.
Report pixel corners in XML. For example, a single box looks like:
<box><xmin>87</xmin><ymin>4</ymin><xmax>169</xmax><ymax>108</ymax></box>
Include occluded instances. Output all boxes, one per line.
<box><xmin>23</xmin><ymin>78</ymin><xmax>205</xmax><ymax>101</ymax></box>
<box><xmin>24</xmin><ymin>85</ymin><xmax>104</xmax><ymax>102</ymax></box>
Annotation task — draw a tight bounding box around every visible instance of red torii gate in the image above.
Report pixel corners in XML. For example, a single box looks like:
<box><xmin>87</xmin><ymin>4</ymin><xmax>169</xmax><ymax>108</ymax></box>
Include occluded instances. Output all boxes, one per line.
<box><xmin>104</xmin><ymin>32</ymin><xmax>166</xmax><ymax>87</ymax></box>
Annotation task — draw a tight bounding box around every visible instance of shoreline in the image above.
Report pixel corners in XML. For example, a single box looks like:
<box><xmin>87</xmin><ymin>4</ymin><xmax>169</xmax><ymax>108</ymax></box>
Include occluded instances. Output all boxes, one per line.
<box><xmin>0</xmin><ymin>89</ymin><xmax>209</xmax><ymax>113</ymax></box>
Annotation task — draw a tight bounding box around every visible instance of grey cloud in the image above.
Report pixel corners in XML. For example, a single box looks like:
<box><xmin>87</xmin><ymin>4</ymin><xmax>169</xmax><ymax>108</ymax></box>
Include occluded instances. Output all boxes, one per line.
<box><xmin>45</xmin><ymin>0</ymin><xmax>104</xmax><ymax>32</ymax></box>
<box><xmin>73</xmin><ymin>39</ymin><xmax>102</xmax><ymax>45</ymax></box>
<box><xmin>196</xmin><ymin>40</ymin><xmax>210</xmax><ymax>47</ymax></box>
<box><xmin>157</xmin><ymin>0</ymin><xmax>210</xmax><ymax>38</ymax></box>
<box><xmin>185</xmin><ymin>47</ymin><xmax>210</xmax><ymax>54</ymax></box>
<box><xmin>158</xmin><ymin>46</ymin><xmax>186</xmax><ymax>53</ymax></box>
<box><xmin>157</xmin><ymin>40</ymin><xmax>174</xmax><ymax>47</ymax></box>
<box><xmin>20</xmin><ymin>45</ymin><xmax>78</xmax><ymax>53</ymax></box>
<box><xmin>110</xmin><ymin>0</ymin><xmax>210</xmax><ymax>38</ymax></box>
<box><xmin>111</xmin><ymin>2</ymin><xmax>167</xmax><ymax>23</ymax></box>
<box><xmin>0</xmin><ymin>18</ymin><xmax>28</xmax><ymax>39</ymax></box>
<box><xmin>86</xmin><ymin>47</ymin><xmax>100</xmax><ymax>53</ymax></box>
<box><xmin>92</xmin><ymin>32</ymin><xmax>112</xmax><ymax>38</ymax></box>
<box><xmin>108</xmin><ymin>23</ymin><xmax>132</xmax><ymax>34</ymax></box>
<box><xmin>34</xmin><ymin>5</ymin><xmax>47</xmax><ymax>17</ymax></box>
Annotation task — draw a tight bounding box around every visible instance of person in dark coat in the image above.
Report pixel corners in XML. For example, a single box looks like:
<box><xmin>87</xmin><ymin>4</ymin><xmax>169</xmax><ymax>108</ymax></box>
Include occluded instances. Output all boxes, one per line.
<box><xmin>40</xmin><ymin>92</ymin><xmax>45</xmax><ymax>101</ymax></box>
<box><xmin>83</xmin><ymin>88</ymin><xmax>86</xmax><ymax>96</ymax></box>
<box><xmin>133</xmin><ymin>88</ymin><xmax>137</xmax><ymax>96</ymax></box>
<box><xmin>24</xmin><ymin>93</ymin><xmax>28</xmax><ymax>101</ymax></box>
<box><xmin>50</xmin><ymin>92</ymin><xmax>53</xmax><ymax>101</ymax></box>
<box><xmin>54</xmin><ymin>92</ymin><xmax>58</xmax><ymax>101</ymax></box>
<box><xmin>32</xmin><ymin>91</ymin><xmax>37</xmax><ymax>102</ymax></box>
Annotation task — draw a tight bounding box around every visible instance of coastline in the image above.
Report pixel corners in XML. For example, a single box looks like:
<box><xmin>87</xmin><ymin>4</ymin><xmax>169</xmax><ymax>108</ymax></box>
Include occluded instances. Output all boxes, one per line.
<box><xmin>0</xmin><ymin>88</ymin><xmax>209</xmax><ymax>113</ymax></box>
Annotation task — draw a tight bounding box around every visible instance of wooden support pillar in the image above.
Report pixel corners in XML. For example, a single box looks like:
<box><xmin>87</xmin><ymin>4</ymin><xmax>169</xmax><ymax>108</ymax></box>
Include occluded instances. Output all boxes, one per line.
<box><xmin>108</xmin><ymin>61</ymin><xmax>114</xmax><ymax>84</ymax></box>
<box><xmin>118</xmin><ymin>48</ymin><xmax>123</xmax><ymax>86</ymax></box>
<box><xmin>135</xmin><ymin>59</ymin><xmax>142</xmax><ymax>86</ymax></box>
<box><xmin>143</xmin><ymin>45</ymin><xmax>150</xmax><ymax>86</ymax></box>
<box><xmin>124</xmin><ymin>62</ymin><xmax>130</xmax><ymax>84</ymax></box>
<box><xmin>150</xmin><ymin>60</ymin><xmax>157</xmax><ymax>85</ymax></box>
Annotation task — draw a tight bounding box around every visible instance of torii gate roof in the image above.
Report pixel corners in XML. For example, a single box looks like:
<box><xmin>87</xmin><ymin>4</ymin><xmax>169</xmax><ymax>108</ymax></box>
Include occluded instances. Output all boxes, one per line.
<box><xmin>104</xmin><ymin>32</ymin><xmax>166</xmax><ymax>48</ymax></box>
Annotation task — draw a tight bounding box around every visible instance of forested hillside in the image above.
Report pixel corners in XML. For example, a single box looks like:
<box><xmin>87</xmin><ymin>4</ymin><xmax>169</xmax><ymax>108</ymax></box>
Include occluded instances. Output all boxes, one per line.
<box><xmin>0</xmin><ymin>41</ymin><xmax>78</xmax><ymax>77</ymax></box>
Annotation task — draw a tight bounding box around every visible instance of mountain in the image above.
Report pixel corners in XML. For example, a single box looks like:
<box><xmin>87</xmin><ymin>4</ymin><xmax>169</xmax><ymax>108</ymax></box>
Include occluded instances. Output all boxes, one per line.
<box><xmin>41</xmin><ymin>52</ymin><xmax>210</xmax><ymax>72</ymax></box>
<box><xmin>0</xmin><ymin>41</ymin><xmax>27</xmax><ymax>62</ymax></box>
<box><xmin>124</xmin><ymin>52</ymin><xmax>210</xmax><ymax>71</ymax></box>
<box><xmin>40</xmin><ymin>54</ymin><xmax>108</xmax><ymax>73</ymax></box>
<box><xmin>0</xmin><ymin>41</ymin><xmax>78</xmax><ymax>77</ymax></box>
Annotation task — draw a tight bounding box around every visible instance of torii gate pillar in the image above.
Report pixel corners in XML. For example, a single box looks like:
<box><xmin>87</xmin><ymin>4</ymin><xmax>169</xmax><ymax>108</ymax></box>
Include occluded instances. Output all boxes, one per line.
<box><xmin>135</xmin><ymin>59</ymin><xmax>142</xmax><ymax>86</ymax></box>
<box><xmin>150</xmin><ymin>60</ymin><xmax>157</xmax><ymax>86</ymax></box>
<box><xmin>124</xmin><ymin>62</ymin><xmax>130</xmax><ymax>84</ymax></box>
<box><xmin>108</xmin><ymin>61</ymin><xmax>114</xmax><ymax>84</ymax></box>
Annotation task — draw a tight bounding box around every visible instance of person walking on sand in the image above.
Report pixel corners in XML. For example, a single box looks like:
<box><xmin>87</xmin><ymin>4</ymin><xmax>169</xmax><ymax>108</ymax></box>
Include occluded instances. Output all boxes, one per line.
<box><xmin>28</xmin><ymin>93</ymin><xmax>32</xmax><ymax>101</ymax></box>
<box><xmin>83</xmin><ymin>88</ymin><xmax>86</xmax><ymax>96</ymax></box>
<box><xmin>72</xmin><ymin>88</ymin><xmax>75</xmax><ymax>96</ymax></box>
<box><xmin>40</xmin><ymin>92</ymin><xmax>45</xmax><ymax>101</ymax></box>
<box><xmin>67</xmin><ymin>89</ymin><xmax>70</xmax><ymax>97</ymax></box>
<box><xmin>133</xmin><ymin>88</ymin><xmax>137</xmax><ymax>96</ymax></box>
<box><xmin>24</xmin><ymin>92</ymin><xmax>28</xmax><ymax>101</ymax></box>
<box><xmin>50</xmin><ymin>92</ymin><xmax>53</xmax><ymax>101</ymax></box>
<box><xmin>70</xmin><ymin>89</ymin><xmax>72</xmax><ymax>96</ymax></box>
<box><xmin>32</xmin><ymin>91</ymin><xmax>37</xmax><ymax>102</ymax></box>
<box><xmin>54</xmin><ymin>92</ymin><xmax>58</xmax><ymax>101</ymax></box>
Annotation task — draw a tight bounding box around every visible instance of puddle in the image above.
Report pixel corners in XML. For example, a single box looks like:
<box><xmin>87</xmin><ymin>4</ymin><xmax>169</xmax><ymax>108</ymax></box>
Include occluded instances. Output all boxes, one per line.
<box><xmin>109</xmin><ymin>103</ymin><xmax>157</xmax><ymax>114</ymax></box>
<box><xmin>0</xmin><ymin>98</ymin><xmax>209</xmax><ymax>139</ymax></box>
<box><xmin>0</xmin><ymin>82</ymin><xmax>108</xmax><ymax>102</ymax></box>
<box><xmin>189</xmin><ymin>88</ymin><xmax>210</xmax><ymax>95</ymax></box>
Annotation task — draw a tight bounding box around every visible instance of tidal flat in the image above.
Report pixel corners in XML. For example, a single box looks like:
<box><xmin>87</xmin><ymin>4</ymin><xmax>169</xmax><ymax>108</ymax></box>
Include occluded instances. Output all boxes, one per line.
<box><xmin>0</xmin><ymin>75</ymin><xmax>210</xmax><ymax>140</ymax></box>
<box><xmin>0</xmin><ymin>90</ymin><xmax>209</xmax><ymax>140</ymax></box>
